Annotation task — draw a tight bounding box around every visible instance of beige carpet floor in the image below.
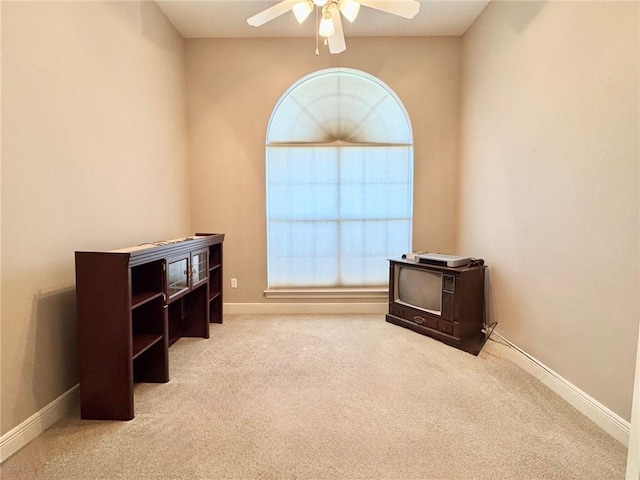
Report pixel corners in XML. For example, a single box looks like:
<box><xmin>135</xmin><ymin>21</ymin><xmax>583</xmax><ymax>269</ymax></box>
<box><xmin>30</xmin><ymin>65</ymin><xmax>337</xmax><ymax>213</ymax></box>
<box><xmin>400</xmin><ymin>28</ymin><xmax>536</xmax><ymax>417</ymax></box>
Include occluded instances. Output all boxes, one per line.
<box><xmin>1</xmin><ymin>314</ymin><xmax>628</xmax><ymax>479</ymax></box>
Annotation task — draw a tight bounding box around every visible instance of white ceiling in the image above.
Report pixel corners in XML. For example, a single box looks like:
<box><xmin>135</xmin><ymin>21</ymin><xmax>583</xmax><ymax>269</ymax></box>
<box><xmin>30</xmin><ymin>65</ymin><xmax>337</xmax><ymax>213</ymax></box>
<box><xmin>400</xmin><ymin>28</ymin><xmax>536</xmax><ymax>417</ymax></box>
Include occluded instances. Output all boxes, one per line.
<box><xmin>155</xmin><ymin>1</ymin><xmax>490</xmax><ymax>38</ymax></box>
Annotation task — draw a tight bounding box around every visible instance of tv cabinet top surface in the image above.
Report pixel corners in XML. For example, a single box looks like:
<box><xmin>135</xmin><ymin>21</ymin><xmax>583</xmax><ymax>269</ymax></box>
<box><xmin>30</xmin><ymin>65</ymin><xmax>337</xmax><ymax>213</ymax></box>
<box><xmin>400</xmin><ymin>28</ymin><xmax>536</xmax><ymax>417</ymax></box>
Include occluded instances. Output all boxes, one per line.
<box><xmin>389</xmin><ymin>257</ymin><xmax>485</xmax><ymax>273</ymax></box>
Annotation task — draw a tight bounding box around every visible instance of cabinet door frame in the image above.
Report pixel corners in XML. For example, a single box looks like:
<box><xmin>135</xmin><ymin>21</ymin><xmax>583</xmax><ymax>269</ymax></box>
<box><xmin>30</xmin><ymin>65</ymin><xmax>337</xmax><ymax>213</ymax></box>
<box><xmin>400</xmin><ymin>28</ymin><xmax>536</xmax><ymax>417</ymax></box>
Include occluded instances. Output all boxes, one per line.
<box><xmin>166</xmin><ymin>253</ymin><xmax>191</xmax><ymax>303</ymax></box>
<box><xmin>190</xmin><ymin>248</ymin><xmax>209</xmax><ymax>290</ymax></box>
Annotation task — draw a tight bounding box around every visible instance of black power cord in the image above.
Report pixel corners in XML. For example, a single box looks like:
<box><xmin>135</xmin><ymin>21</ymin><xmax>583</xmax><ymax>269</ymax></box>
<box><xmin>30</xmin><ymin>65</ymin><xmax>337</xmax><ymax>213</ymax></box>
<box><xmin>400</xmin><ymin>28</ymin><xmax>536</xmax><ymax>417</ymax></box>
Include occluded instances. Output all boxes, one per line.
<box><xmin>482</xmin><ymin>321</ymin><xmax>498</xmax><ymax>341</ymax></box>
<box><xmin>468</xmin><ymin>257</ymin><xmax>485</xmax><ymax>268</ymax></box>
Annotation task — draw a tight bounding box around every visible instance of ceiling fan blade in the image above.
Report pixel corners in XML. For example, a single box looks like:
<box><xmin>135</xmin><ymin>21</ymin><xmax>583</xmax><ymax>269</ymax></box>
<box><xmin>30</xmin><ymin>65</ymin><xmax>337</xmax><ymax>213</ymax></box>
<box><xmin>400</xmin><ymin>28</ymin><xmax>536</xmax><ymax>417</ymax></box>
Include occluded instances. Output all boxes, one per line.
<box><xmin>247</xmin><ymin>0</ymin><xmax>298</xmax><ymax>27</ymax></box>
<box><xmin>357</xmin><ymin>0</ymin><xmax>420</xmax><ymax>19</ymax></box>
<box><xmin>328</xmin><ymin>7</ymin><xmax>346</xmax><ymax>54</ymax></box>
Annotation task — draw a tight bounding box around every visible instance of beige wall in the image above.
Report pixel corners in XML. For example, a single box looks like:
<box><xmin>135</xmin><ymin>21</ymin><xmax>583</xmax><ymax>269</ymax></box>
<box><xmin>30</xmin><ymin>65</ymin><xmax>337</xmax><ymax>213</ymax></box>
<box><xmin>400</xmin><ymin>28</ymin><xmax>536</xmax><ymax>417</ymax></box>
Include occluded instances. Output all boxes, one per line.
<box><xmin>186</xmin><ymin>37</ymin><xmax>462</xmax><ymax>303</ymax></box>
<box><xmin>1</xmin><ymin>2</ymin><xmax>190</xmax><ymax>435</ymax></box>
<box><xmin>5</xmin><ymin>0</ymin><xmax>636</xmax><ymax>447</ymax></box>
<box><xmin>459</xmin><ymin>1</ymin><xmax>639</xmax><ymax>420</ymax></box>
<box><xmin>0</xmin><ymin>0</ymin><xmax>4</xmax><ymax>442</ymax></box>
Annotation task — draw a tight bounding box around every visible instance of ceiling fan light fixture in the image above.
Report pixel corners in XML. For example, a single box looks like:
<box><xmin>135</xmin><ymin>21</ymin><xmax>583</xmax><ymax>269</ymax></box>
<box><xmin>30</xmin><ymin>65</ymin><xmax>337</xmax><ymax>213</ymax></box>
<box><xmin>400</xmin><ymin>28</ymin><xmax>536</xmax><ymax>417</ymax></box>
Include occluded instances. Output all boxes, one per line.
<box><xmin>319</xmin><ymin>13</ymin><xmax>335</xmax><ymax>37</ymax></box>
<box><xmin>292</xmin><ymin>0</ymin><xmax>313</xmax><ymax>24</ymax></box>
<box><xmin>339</xmin><ymin>0</ymin><xmax>360</xmax><ymax>22</ymax></box>
<box><xmin>246</xmin><ymin>0</ymin><xmax>421</xmax><ymax>54</ymax></box>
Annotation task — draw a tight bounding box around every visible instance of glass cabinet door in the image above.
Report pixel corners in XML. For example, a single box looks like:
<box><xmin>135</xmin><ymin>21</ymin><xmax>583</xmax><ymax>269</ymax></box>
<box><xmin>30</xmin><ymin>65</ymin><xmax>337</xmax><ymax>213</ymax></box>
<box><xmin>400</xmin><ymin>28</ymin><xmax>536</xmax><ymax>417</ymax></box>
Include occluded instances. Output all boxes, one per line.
<box><xmin>167</xmin><ymin>256</ymin><xmax>189</xmax><ymax>299</ymax></box>
<box><xmin>191</xmin><ymin>251</ymin><xmax>208</xmax><ymax>287</ymax></box>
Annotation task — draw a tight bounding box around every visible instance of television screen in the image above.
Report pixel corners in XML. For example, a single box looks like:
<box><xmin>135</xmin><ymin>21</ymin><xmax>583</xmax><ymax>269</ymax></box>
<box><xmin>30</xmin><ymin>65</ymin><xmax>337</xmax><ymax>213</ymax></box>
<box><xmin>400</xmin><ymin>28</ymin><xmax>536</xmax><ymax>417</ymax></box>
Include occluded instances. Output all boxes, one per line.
<box><xmin>395</xmin><ymin>265</ymin><xmax>442</xmax><ymax>315</ymax></box>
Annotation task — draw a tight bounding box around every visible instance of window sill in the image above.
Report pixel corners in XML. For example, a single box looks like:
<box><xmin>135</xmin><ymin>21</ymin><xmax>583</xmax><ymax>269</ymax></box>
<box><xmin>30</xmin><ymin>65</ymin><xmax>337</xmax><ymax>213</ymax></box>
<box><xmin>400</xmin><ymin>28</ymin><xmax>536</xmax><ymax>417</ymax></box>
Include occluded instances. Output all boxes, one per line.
<box><xmin>263</xmin><ymin>288</ymin><xmax>388</xmax><ymax>300</ymax></box>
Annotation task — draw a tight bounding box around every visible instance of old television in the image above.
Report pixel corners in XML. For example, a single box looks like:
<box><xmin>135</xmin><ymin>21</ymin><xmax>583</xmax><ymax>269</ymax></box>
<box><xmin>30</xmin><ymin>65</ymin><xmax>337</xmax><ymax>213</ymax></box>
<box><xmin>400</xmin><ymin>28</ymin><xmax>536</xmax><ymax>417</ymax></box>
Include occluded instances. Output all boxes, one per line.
<box><xmin>386</xmin><ymin>258</ymin><xmax>487</xmax><ymax>355</ymax></box>
<box><xmin>394</xmin><ymin>265</ymin><xmax>449</xmax><ymax>317</ymax></box>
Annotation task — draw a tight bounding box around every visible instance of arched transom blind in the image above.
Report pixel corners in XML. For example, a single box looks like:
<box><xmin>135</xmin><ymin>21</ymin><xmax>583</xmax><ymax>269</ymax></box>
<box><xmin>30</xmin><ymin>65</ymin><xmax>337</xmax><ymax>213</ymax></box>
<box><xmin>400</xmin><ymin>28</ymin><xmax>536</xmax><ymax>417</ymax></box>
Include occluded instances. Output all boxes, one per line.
<box><xmin>268</xmin><ymin>69</ymin><xmax>412</xmax><ymax>144</ymax></box>
<box><xmin>266</xmin><ymin>68</ymin><xmax>413</xmax><ymax>289</ymax></box>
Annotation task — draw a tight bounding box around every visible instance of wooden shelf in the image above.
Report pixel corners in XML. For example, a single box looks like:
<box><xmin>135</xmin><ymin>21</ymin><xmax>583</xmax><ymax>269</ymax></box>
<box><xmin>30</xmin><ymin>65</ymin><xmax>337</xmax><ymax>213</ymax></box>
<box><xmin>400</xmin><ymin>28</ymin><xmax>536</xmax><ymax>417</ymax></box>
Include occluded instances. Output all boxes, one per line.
<box><xmin>76</xmin><ymin>233</ymin><xmax>225</xmax><ymax>420</ymax></box>
<box><xmin>202</xmin><ymin>239</ymin><xmax>223</xmax><ymax>325</ymax></box>
<box><xmin>132</xmin><ymin>334</ymin><xmax>163</xmax><ymax>360</ymax></box>
<box><xmin>131</xmin><ymin>291</ymin><xmax>164</xmax><ymax>309</ymax></box>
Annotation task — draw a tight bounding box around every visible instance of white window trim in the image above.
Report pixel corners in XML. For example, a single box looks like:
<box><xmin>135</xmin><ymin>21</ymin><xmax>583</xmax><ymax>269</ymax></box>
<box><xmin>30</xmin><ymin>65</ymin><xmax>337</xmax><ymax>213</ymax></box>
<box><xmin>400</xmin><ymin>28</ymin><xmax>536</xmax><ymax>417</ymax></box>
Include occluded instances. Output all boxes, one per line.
<box><xmin>265</xmin><ymin>67</ymin><xmax>413</xmax><ymax>291</ymax></box>
<box><xmin>264</xmin><ymin>287</ymin><xmax>388</xmax><ymax>299</ymax></box>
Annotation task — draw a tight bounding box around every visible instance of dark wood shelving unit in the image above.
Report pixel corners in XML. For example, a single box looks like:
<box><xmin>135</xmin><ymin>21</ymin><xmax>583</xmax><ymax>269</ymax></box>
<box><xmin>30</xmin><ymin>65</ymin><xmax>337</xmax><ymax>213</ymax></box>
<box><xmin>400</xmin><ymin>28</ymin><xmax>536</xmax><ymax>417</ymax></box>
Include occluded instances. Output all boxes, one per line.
<box><xmin>76</xmin><ymin>233</ymin><xmax>224</xmax><ymax>420</ymax></box>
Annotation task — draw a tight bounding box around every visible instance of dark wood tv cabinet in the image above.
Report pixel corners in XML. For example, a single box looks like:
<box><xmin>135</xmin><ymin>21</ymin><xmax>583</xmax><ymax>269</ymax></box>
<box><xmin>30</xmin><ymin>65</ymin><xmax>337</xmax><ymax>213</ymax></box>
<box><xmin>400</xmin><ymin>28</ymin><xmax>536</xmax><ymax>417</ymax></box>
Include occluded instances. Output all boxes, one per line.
<box><xmin>75</xmin><ymin>233</ymin><xmax>224</xmax><ymax>420</ymax></box>
<box><xmin>386</xmin><ymin>258</ymin><xmax>487</xmax><ymax>355</ymax></box>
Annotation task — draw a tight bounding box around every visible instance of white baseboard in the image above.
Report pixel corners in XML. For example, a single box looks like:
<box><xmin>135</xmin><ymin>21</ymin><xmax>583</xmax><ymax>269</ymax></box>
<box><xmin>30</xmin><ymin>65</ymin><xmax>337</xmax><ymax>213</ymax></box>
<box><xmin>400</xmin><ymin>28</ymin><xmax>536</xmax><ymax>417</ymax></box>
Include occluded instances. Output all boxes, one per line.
<box><xmin>486</xmin><ymin>332</ymin><xmax>630</xmax><ymax>446</ymax></box>
<box><xmin>626</xmin><ymin>320</ymin><xmax>640</xmax><ymax>479</ymax></box>
<box><xmin>224</xmin><ymin>302</ymin><xmax>388</xmax><ymax>315</ymax></box>
<box><xmin>0</xmin><ymin>385</ymin><xmax>79</xmax><ymax>463</ymax></box>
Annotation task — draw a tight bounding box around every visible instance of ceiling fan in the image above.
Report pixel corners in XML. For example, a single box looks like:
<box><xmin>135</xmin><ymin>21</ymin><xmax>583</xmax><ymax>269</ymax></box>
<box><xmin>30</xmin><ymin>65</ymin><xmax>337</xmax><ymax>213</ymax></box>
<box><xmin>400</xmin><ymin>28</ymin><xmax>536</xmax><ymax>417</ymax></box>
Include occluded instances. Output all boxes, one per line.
<box><xmin>247</xmin><ymin>0</ymin><xmax>421</xmax><ymax>55</ymax></box>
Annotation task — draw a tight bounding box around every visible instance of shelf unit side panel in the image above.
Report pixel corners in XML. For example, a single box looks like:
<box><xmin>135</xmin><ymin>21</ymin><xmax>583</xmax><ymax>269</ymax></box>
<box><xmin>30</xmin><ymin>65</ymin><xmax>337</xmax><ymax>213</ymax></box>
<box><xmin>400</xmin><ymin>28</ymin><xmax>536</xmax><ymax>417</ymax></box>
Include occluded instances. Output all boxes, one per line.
<box><xmin>208</xmin><ymin>242</ymin><xmax>223</xmax><ymax>323</ymax></box>
<box><xmin>75</xmin><ymin>252</ymin><xmax>134</xmax><ymax>420</ymax></box>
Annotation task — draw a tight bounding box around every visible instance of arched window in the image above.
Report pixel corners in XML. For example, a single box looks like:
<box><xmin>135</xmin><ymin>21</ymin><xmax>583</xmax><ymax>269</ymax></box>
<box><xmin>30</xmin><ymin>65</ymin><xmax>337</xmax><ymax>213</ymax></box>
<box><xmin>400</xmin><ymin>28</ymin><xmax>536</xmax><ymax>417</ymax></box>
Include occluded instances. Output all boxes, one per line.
<box><xmin>266</xmin><ymin>68</ymin><xmax>413</xmax><ymax>293</ymax></box>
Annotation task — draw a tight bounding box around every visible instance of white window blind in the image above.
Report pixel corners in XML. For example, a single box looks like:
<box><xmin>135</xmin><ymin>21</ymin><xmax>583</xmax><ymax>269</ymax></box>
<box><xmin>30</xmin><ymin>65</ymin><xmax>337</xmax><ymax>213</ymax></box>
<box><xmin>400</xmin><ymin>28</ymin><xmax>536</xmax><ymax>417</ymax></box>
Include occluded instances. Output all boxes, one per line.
<box><xmin>266</xmin><ymin>69</ymin><xmax>413</xmax><ymax>290</ymax></box>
